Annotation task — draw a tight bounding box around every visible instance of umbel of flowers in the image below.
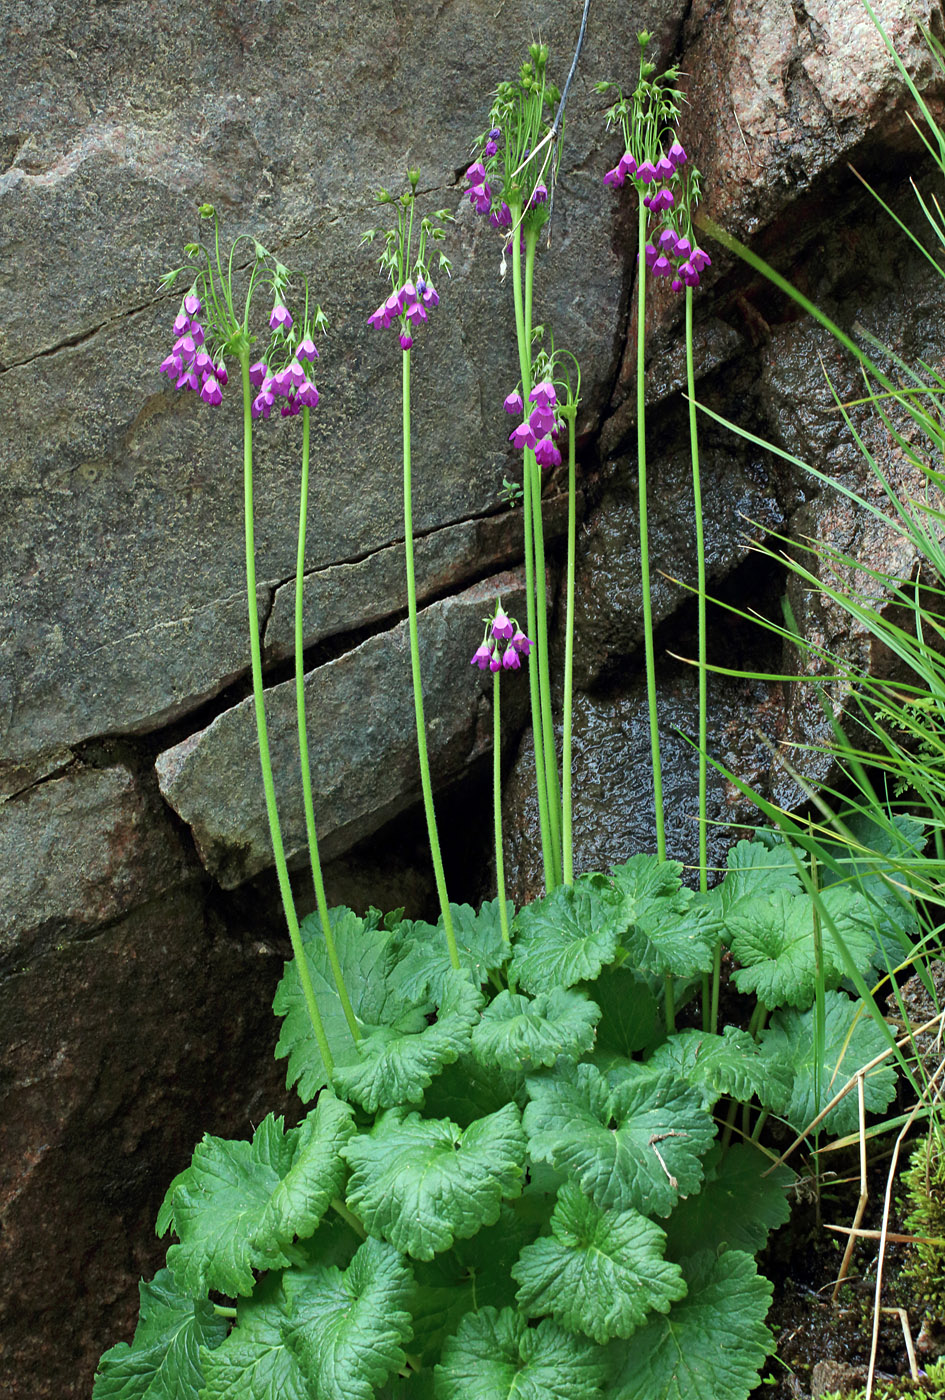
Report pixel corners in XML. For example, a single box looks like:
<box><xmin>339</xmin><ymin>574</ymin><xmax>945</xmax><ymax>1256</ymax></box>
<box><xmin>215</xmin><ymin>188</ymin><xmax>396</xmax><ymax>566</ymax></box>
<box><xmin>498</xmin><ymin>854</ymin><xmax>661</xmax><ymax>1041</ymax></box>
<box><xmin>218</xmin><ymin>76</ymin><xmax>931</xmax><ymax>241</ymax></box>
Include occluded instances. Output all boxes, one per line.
<box><xmin>598</xmin><ymin>33</ymin><xmax>711</xmax><ymax>291</ymax></box>
<box><xmin>470</xmin><ymin>602</ymin><xmax>533</xmax><ymax>672</ymax></box>
<box><xmin>363</xmin><ymin>169</ymin><xmax>452</xmax><ymax>350</ymax></box>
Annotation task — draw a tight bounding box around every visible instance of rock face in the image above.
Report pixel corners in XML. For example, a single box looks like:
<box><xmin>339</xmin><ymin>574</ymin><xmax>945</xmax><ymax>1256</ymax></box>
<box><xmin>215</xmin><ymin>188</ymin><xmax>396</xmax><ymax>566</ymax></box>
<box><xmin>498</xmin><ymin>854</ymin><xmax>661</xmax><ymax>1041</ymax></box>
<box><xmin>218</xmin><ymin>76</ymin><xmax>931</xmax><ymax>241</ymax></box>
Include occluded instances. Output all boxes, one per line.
<box><xmin>2</xmin><ymin>0</ymin><xmax>944</xmax><ymax>1393</ymax></box>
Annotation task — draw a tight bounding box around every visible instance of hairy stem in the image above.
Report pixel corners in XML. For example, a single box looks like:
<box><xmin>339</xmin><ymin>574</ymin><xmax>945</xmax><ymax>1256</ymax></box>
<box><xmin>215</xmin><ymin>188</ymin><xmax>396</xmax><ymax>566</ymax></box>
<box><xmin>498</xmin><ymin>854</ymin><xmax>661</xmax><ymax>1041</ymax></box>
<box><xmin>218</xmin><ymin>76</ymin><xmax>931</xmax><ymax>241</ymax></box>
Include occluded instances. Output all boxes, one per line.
<box><xmin>240</xmin><ymin>352</ymin><xmax>333</xmax><ymax>1077</ymax></box>
<box><xmin>296</xmin><ymin>407</ymin><xmax>361</xmax><ymax>1043</ymax></box>
<box><xmin>494</xmin><ymin>669</ymin><xmax>512</xmax><ymax>943</ymax></box>
<box><xmin>562</xmin><ymin>412</ymin><xmax>576</xmax><ymax>885</ymax></box>
<box><xmin>402</xmin><ymin>349</ymin><xmax>459</xmax><ymax>969</ymax></box>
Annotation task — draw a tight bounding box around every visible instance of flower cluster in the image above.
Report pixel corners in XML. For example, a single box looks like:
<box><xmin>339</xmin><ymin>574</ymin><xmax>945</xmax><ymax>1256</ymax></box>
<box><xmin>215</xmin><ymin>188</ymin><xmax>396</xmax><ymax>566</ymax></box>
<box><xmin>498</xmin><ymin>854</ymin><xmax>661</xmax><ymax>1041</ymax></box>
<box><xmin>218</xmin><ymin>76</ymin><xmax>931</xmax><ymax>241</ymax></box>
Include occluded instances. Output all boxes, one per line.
<box><xmin>246</xmin><ymin>304</ymin><xmax>324</xmax><ymax>420</ymax></box>
<box><xmin>159</xmin><ymin>292</ymin><xmax>228</xmax><ymax>406</ymax></box>
<box><xmin>367</xmin><ymin>277</ymin><xmax>440</xmax><ymax>351</ymax></box>
<box><xmin>470</xmin><ymin>604</ymin><xmax>533</xmax><ymax>672</ymax></box>
<box><xmin>505</xmin><ymin>379</ymin><xmax>562</xmax><ymax>470</ymax></box>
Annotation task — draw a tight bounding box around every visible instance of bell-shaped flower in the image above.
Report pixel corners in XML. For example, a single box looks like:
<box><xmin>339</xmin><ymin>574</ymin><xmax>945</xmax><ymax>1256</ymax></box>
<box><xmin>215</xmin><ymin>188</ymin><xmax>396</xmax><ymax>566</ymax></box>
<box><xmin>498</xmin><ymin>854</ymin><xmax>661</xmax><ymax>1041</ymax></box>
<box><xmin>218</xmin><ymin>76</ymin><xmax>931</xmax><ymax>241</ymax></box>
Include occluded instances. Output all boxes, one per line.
<box><xmin>173</xmin><ymin>311</ymin><xmax>190</xmax><ymax>335</ymax></box>
<box><xmin>671</xmin><ymin>277</ymin><xmax>684</xmax><ymax>293</ymax></box>
<box><xmin>405</xmin><ymin>301</ymin><xmax>428</xmax><ymax>324</ymax></box>
<box><xmin>249</xmin><ymin>360</ymin><xmax>269</xmax><ymax>387</ymax></box>
<box><xmin>492</xmin><ymin>608</ymin><xmax>514</xmax><ymax>641</ymax></box>
<box><xmin>159</xmin><ymin>352</ymin><xmax>181</xmax><ymax>378</ymax></box>
<box><xmin>466</xmin><ymin>160</ymin><xmax>487</xmax><ymax>183</ymax></box>
<box><xmin>214</xmin><ymin>360</ymin><xmax>228</xmax><ymax>386</ymax></box>
<box><xmin>252</xmin><ymin>388</ymin><xmax>275</xmax><ymax>420</ymax></box>
<box><xmin>296</xmin><ymin>380</ymin><xmax>320</xmax><ymax>408</ymax></box>
<box><xmin>659</xmin><ymin>227</ymin><xmax>679</xmax><ymax>251</ymax></box>
<box><xmin>534</xmin><ymin>435</ymin><xmax>562</xmax><ymax>470</ymax></box>
<box><xmin>509</xmin><ymin>420</ymin><xmax>537</xmax><ymax>451</ymax></box>
<box><xmin>529</xmin><ymin>404</ymin><xmax>556</xmax><ymax>438</ymax></box>
<box><xmin>529</xmin><ymin>380</ymin><xmax>557</xmax><ymax>408</ymax></box>
<box><xmin>489</xmin><ymin>202</ymin><xmax>512</xmax><ymax>228</ymax></box>
<box><xmin>174</xmin><ymin>332</ymin><xmax>196</xmax><ymax>356</ymax></box>
<box><xmin>652</xmin><ymin>254</ymin><xmax>672</xmax><ymax>277</ymax></box>
<box><xmin>420</xmin><ymin>281</ymin><xmax>439</xmax><ymax>307</ymax></box>
<box><xmin>286</xmin><ymin>358</ymin><xmax>307</xmax><ymax>388</ymax></box>
<box><xmin>512</xmin><ymin>629</ymin><xmax>533</xmax><ymax>656</ymax></box>
<box><xmin>655</xmin><ymin>155</ymin><xmax>675</xmax><ymax>180</ymax></box>
<box><xmin>604</xmin><ymin>165</ymin><xmax>626</xmax><ymax>188</ymax></box>
<box><xmin>691</xmin><ymin>247</ymin><xmax>712</xmax><ymax>271</ymax></box>
<box><xmin>618</xmin><ymin>151</ymin><xmax>638</xmax><ymax>179</ymax></box>
<box><xmin>176</xmin><ymin>365</ymin><xmax>198</xmax><ymax>392</ymax></box>
<box><xmin>636</xmin><ymin>159</ymin><xmax>657</xmax><ymax>183</ymax></box>
<box><xmin>680</xmin><ymin>261</ymin><xmax>701</xmax><ymax>287</ymax></box>
<box><xmin>502</xmin><ymin>644</ymin><xmax>521</xmax><ymax>671</ymax></box>
<box><xmin>470</xmin><ymin>641</ymin><xmax>493</xmax><ymax>670</ymax></box>
<box><xmin>529</xmin><ymin>182</ymin><xmax>548</xmax><ymax>207</ymax></box>
<box><xmin>489</xmin><ymin>652</ymin><xmax>502</xmax><ymax>672</ymax></box>
<box><xmin>399</xmin><ymin>332</ymin><xmax>413</xmax><ymax>350</ymax></box>
<box><xmin>200</xmin><ymin>374</ymin><xmax>223</xmax><ymax>406</ymax></box>
<box><xmin>194</xmin><ymin>349</ymin><xmax>213</xmax><ymax>375</ymax></box>
<box><xmin>504</xmin><ymin>390</ymin><xmax>524</xmax><ymax>416</ymax></box>
<box><xmin>484</xmin><ymin>138</ymin><xmax>498</xmax><ymax>157</ymax></box>
<box><xmin>469</xmin><ymin>182</ymin><xmax>492</xmax><ymax>214</ymax></box>
<box><xmin>281</xmin><ymin>393</ymin><xmax>302</xmax><ymax>417</ymax></box>
<box><xmin>296</xmin><ymin>336</ymin><xmax>319</xmax><ymax>361</ymax></box>
<box><xmin>270</xmin><ymin>302</ymin><xmax>293</xmax><ymax>333</ymax></box>
<box><xmin>183</xmin><ymin>292</ymin><xmax>202</xmax><ymax>315</ymax></box>
<box><xmin>668</xmin><ymin>139</ymin><xmax>687</xmax><ymax>167</ymax></box>
<box><xmin>644</xmin><ymin>243</ymin><xmax>657</xmax><ymax>267</ymax></box>
<box><xmin>270</xmin><ymin>367</ymin><xmax>293</xmax><ymax>397</ymax></box>
<box><xmin>674</xmin><ymin>237</ymin><xmax>692</xmax><ymax>259</ymax></box>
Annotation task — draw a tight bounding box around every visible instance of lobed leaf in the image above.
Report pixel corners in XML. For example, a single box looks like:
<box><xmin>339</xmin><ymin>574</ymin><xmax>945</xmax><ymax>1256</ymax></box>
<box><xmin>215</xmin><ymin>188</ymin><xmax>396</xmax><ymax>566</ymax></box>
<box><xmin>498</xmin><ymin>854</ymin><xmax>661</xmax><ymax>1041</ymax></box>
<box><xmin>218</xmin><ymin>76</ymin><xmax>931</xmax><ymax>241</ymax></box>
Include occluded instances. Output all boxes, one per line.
<box><xmin>512</xmin><ymin>1180</ymin><xmax>686</xmax><ymax>1344</ymax></box>
<box><xmin>161</xmin><ymin>1098</ymin><xmax>353</xmax><ymax>1298</ymax></box>
<box><xmin>93</xmin><ymin>1268</ymin><xmax>227</xmax><ymax>1400</ymax></box>
<box><xmin>523</xmin><ymin>1061</ymin><xmax>716</xmax><ymax>1218</ymax></box>
<box><xmin>607</xmin><ymin>1249</ymin><xmax>774</xmax><ymax>1400</ymax></box>
<box><xmin>391</xmin><ymin>900</ymin><xmax>512</xmax><ymax>1003</ymax></box>
<box><xmin>274</xmin><ymin>908</ymin><xmax>411</xmax><ymax>1102</ymax></box>
<box><xmin>332</xmin><ymin>971</ymin><xmax>482</xmax><ymax>1112</ymax></box>
<box><xmin>435</xmin><ymin>1306</ymin><xmax>607</xmax><ymax>1400</ymax></box>
<box><xmin>511</xmin><ymin>875</ymin><xmax>625</xmax><ymax>994</ymax></box>
<box><xmin>758</xmin><ymin>990</ymin><xmax>898</xmax><ymax>1134</ymax></box>
<box><xmin>471</xmin><ymin>986</ymin><xmax>600</xmax><ymax>1071</ymax></box>
<box><xmin>586</xmin><ymin>964</ymin><xmax>660</xmax><ymax>1060</ymax></box>
<box><xmin>727</xmin><ymin>886</ymin><xmax>877</xmax><ymax>1009</ymax></box>
<box><xmin>421</xmin><ymin>1049</ymin><xmax>527</xmax><ymax>1128</ymax></box>
<box><xmin>343</xmin><ymin>1103</ymin><xmax>527</xmax><ymax>1260</ymax></box>
<box><xmin>661</xmin><ymin>1144</ymin><xmax>793</xmax><ymax>1259</ymax></box>
<box><xmin>611</xmin><ymin>856</ymin><xmax>714</xmax><ymax>978</ymax></box>
<box><xmin>642</xmin><ymin>1026</ymin><xmax>783</xmax><ymax>1109</ymax></box>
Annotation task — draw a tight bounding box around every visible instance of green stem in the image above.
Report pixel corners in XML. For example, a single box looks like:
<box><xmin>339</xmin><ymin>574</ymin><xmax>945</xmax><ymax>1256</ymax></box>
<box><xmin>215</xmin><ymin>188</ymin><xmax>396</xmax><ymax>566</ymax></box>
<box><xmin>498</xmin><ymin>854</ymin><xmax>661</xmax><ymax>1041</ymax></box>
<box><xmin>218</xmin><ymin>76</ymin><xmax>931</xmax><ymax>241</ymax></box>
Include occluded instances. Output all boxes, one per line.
<box><xmin>331</xmin><ymin>1196</ymin><xmax>367</xmax><ymax>1239</ymax></box>
<box><xmin>746</xmin><ymin>1001</ymin><xmax>768</xmax><ymax>1040</ymax></box>
<box><xmin>524</xmin><ymin>229</ymin><xmax>563</xmax><ymax>884</ymax></box>
<box><xmin>636</xmin><ymin>190</ymin><xmax>666</xmax><ymax>865</ymax></box>
<box><xmin>664</xmin><ymin>974</ymin><xmax>676</xmax><ymax>1034</ymax></box>
<box><xmin>402</xmin><ymin>349</ymin><xmax>459</xmax><ymax>969</ymax></box>
<box><xmin>562</xmin><ymin>413</ymin><xmax>576</xmax><ymax>885</ymax></box>
<box><xmin>296</xmin><ymin>407</ymin><xmax>361</xmax><ymax>1044</ymax></box>
<box><xmin>510</xmin><ymin>205</ymin><xmax>555</xmax><ymax>891</ymax></box>
<box><xmin>494</xmin><ymin>670</ymin><xmax>512</xmax><ymax>943</ymax></box>
<box><xmin>213</xmin><ymin>1305</ymin><xmax>238</xmax><ymax>1319</ymax></box>
<box><xmin>749</xmin><ymin>1109</ymin><xmax>769</xmax><ymax>1143</ymax></box>
<box><xmin>239</xmin><ymin>352</ymin><xmax>334</xmax><ymax>1078</ymax></box>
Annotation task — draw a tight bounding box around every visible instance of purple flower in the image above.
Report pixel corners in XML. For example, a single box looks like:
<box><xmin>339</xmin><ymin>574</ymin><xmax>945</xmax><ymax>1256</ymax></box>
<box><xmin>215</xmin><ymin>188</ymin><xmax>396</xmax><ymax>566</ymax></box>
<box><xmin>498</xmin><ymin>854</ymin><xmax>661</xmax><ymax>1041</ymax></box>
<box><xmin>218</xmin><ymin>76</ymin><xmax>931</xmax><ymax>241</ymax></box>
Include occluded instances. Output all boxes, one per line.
<box><xmin>691</xmin><ymin>247</ymin><xmax>712</xmax><ymax>271</ymax></box>
<box><xmin>504</xmin><ymin>390</ymin><xmax>524</xmax><ymax>416</ymax></box>
<box><xmin>420</xmin><ymin>282</ymin><xmax>439</xmax><ymax>307</ymax></box>
<box><xmin>489</xmin><ymin>653</ymin><xmax>502</xmax><ymax>672</ymax></box>
<box><xmin>502</xmin><ymin>644</ymin><xmax>521</xmax><ymax>670</ymax></box>
<box><xmin>399</xmin><ymin>332</ymin><xmax>413</xmax><ymax>350</ymax></box>
<box><xmin>471</xmin><ymin>641</ymin><xmax>493</xmax><ymax>670</ymax></box>
<box><xmin>159</xmin><ymin>352</ymin><xmax>181</xmax><ymax>378</ymax></box>
<box><xmin>492</xmin><ymin>608</ymin><xmax>514</xmax><ymax>641</ymax></box>
<box><xmin>654</xmin><ymin>188</ymin><xmax>675</xmax><ymax>211</ymax></box>
<box><xmin>529</xmin><ymin>182</ymin><xmax>548</xmax><ymax>207</ymax></box>
<box><xmin>281</xmin><ymin>394</ymin><xmax>302</xmax><ymax>417</ymax></box>
<box><xmin>534</xmin><ymin>435</ymin><xmax>562</xmax><ymax>470</ymax></box>
<box><xmin>385</xmin><ymin>289</ymin><xmax>404</xmax><ymax>316</ymax></box>
<box><xmin>200</xmin><ymin>374</ymin><xmax>223</xmax><ymax>406</ymax></box>
<box><xmin>488</xmin><ymin>126</ymin><xmax>501</xmax><ymax>140</ymax></box>
<box><xmin>190</xmin><ymin>322</ymin><xmax>205</xmax><ymax>348</ymax></box>
<box><xmin>618</xmin><ymin>151</ymin><xmax>638</xmax><ymax>179</ymax></box>
<box><xmin>297</xmin><ymin>336</ymin><xmax>319</xmax><ymax>361</ymax></box>
<box><xmin>604</xmin><ymin>165</ymin><xmax>626</xmax><ymax>188</ymax></box>
<box><xmin>401</xmin><ymin>280</ymin><xmax>417</xmax><ymax>306</ymax></box>
<box><xmin>176</xmin><ymin>366</ymin><xmax>198</xmax><ymax>392</ymax></box>
<box><xmin>249</xmin><ymin>360</ymin><xmax>269</xmax><ymax>387</ymax></box>
<box><xmin>296</xmin><ymin>380</ymin><xmax>320</xmax><ymax>408</ymax></box>
<box><xmin>671</xmin><ymin>277</ymin><xmax>684</xmax><ymax>292</ymax></box>
<box><xmin>529</xmin><ymin>404</ymin><xmax>556</xmax><ymax>437</ymax></box>
<box><xmin>194</xmin><ymin>349</ymin><xmax>213</xmax><ymax>375</ymax></box>
<box><xmin>406</xmin><ymin>301</ymin><xmax>428</xmax><ymax>324</ymax></box>
<box><xmin>270</xmin><ymin>303</ymin><xmax>293</xmax><ymax>333</ymax></box>
<box><xmin>184</xmin><ymin>292</ymin><xmax>202</xmax><ymax>316</ymax></box>
<box><xmin>655</xmin><ymin>155</ymin><xmax>675</xmax><ymax>180</ymax></box>
<box><xmin>367</xmin><ymin>304</ymin><xmax>389</xmax><ymax>330</ymax></box>
<box><xmin>644</xmin><ymin>243</ymin><xmax>657</xmax><ymax>267</ymax></box>
<box><xmin>174</xmin><ymin>332</ymin><xmax>196</xmax><ymax>356</ymax></box>
<box><xmin>652</xmin><ymin>254</ymin><xmax>672</xmax><ymax>277</ymax></box>
<box><xmin>512</xmin><ymin>629</ymin><xmax>533</xmax><ymax>656</ymax></box>
<box><xmin>271</xmin><ymin>368</ymin><xmax>293</xmax><ymax>397</ymax></box>
<box><xmin>252</xmin><ymin>389</ymin><xmax>275</xmax><ymax>419</ymax></box>
<box><xmin>659</xmin><ymin>228</ymin><xmax>679</xmax><ymax>251</ymax></box>
<box><xmin>286</xmin><ymin>359</ymin><xmax>307</xmax><ymax>388</ymax></box>
<box><xmin>674</xmin><ymin>237</ymin><xmax>692</xmax><ymax>259</ymax></box>
<box><xmin>466</xmin><ymin>160</ymin><xmax>487</xmax><ymax>183</ymax></box>
<box><xmin>215</xmin><ymin>359</ymin><xmax>228</xmax><ymax>386</ymax></box>
<box><xmin>484</xmin><ymin>139</ymin><xmax>498</xmax><ymax>157</ymax></box>
<box><xmin>636</xmin><ymin>160</ymin><xmax>658</xmax><ymax>184</ymax></box>
<box><xmin>529</xmin><ymin>380</ymin><xmax>557</xmax><ymax>408</ymax></box>
<box><xmin>509</xmin><ymin>421</ymin><xmax>537</xmax><ymax>451</ymax></box>
<box><xmin>173</xmin><ymin>311</ymin><xmax>190</xmax><ymax>335</ymax></box>
<box><xmin>643</xmin><ymin>194</ymin><xmax>654</xmax><ymax>210</ymax></box>
<box><xmin>668</xmin><ymin>139</ymin><xmax>687</xmax><ymax>167</ymax></box>
<box><xmin>681</xmin><ymin>261</ymin><xmax>701</xmax><ymax>287</ymax></box>
<box><xmin>489</xmin><ymin>202</ymin><xmax>512</xmax><ymax>228</ymax></box>
<box><xmin>470</xmin><ymin>181</ymin><xmax>491</xmax><ymax>214</ymax></box>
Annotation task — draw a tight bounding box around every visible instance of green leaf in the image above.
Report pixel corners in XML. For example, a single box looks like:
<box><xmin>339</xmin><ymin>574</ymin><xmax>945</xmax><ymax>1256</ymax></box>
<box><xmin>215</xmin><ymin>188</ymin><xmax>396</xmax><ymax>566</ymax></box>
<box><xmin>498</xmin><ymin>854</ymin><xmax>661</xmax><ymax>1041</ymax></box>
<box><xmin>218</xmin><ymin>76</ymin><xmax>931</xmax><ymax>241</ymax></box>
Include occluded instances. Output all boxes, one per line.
<box><xmin>471</xmin><ymin>987</ymin><xmax>600</xmax><ymax>1071</ymax></box>
<box><xmin>511</xmin><ymin>875</ymin><xmax>624</xmax><ymax>994</ymax></box>
<box><xmin>332</xmin><ymin>971</ymin><xmax>482</xmax><ymax>1112</ymax></box>
<box><xmin>611</xmin><ymin>855</ymin><xmax>714</xmax><ymax>978</ymax></box>
<box><xmin>435</xmin><ymin>1307</ymin><xmax>607</xmax><ymax>1400</ymax></box>
<box><xmin>817</xmin><ymin>812</ymin><xmax>924</xmax><ymax>971</ymax></box>
<box><xmin>523</xmin><ymin>1062</ymin><xmax>716</xmax><ymax>1217</ymax></box>
<box><xmin>199</xmin><ymin>1241</ymin><xmax>413</xmax><ymax>1400</ymax></box>
<box><xmin>727</xmin><ymin>886</ymin><xmax>877</xmax><ymax>1009</ymax></box>
<box><xmin>512</xmin><ymin>1181</ymin><xmax>686</xmax><ymax>1344</ymax></box>
<box><xmin>161</xmin><ymin>1099</ymin><xmax>353</xmax><ymax>1297</ymax></box>
<box><xmin>642</xmin><ymin>1027</ymin><xmax>782</xmax><ymax>1109</ymax></box>
<box><xmin>284</xmin><ymin>1237</ymin><xmax>415</xmax><ymax>1400</ymax></box>
<box><xmin>274</xmin><ymin>908</ymin><xmax>410</xmax><ymax>1101</ymax></box>
<box><xmin>716</xmin><ymin>839</ymin><xmax>803</xmax><ymax>917</ymax></box>
<box><xmin>758</xmin><ymin>990</ymin><xmax>898</xmax><ymax>1134</ymax></box>
<box><xmin>586</xmin><ymin>965</ymin><xmax>659</xmax><ymax>1059</ymax></box>
<box><xmin>421</xmin><ymin>1050</ymin><xmax>527</xmax><ymax>1128</ymax></box>
<box><xmin>661</xmin><ymin>1144</ymin><xmax>793</xmax><ymax>1259</ymax></box>
<box><xmin>410</xmin><ymin>1204</ymin><xmax>539</xmax><ymax>1362</ymax></box>
<box><xmin>343</xmin><ymin>1103</ymin><xmax>527</xmax><ymax>1260</ymax></box>
<box><xmin>392</xmin><ymin>900</ymin><xmax>511</xmax><ymax>1003</ymax></box>
<box><xmin>607</xmin><ymin>1250</ymin><xmax>773</xmax><ymax>1400</ymax></box>
<box><xmin>93</xmin><ymin>1269</ymin><xmax>227</xmax><ymax>1400</ymax></box>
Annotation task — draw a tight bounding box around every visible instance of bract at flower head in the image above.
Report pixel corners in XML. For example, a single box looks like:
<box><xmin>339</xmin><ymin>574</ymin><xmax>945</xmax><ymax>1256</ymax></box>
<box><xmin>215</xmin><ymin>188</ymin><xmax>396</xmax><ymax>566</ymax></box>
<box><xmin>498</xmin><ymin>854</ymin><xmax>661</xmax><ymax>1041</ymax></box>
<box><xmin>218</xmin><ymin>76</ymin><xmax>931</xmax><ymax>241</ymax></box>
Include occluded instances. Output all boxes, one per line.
<box><xmin>270</xmin><ymin>302</ymin><xmax>293</xmax><ymax>333</ymax></box>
